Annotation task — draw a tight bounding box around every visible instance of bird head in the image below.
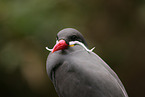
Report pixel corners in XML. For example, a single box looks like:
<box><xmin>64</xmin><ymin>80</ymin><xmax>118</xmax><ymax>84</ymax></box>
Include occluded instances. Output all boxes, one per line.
<box><xmin>51</xmin><ymin>28</ymin><xmax>88</xmax><ymax>53</ymax></box>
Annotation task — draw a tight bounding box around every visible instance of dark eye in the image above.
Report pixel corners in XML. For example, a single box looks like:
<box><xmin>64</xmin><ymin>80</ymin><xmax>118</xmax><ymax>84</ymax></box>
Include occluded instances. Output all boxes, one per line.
<box><xmin>71</xmin><ymin>35</ymin><xmax>78</xmax><ymax>41</ymax></box>
<box><xmin>56</xmin><ymin>35</ymin><xmax>58</xmax><ymax>40</ymax></box>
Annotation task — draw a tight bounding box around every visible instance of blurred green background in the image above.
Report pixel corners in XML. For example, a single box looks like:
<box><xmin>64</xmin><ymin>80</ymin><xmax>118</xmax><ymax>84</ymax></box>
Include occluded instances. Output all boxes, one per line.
<box><xmin>0</xmin><ymin>0</ymin><xmax>145</xmax><ymax>97</ymax></box>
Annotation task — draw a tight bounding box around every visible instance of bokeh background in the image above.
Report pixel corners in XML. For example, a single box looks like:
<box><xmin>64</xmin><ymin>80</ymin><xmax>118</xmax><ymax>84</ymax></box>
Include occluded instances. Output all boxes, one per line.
<box><xmin>0</xmin><ymin>0</ymin><xmax>145</xmax><ymax>97</ymax></box>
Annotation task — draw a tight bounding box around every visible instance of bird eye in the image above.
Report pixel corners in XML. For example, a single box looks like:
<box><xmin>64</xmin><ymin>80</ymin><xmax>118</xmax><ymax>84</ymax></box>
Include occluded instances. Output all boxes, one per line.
<box><xmin>71</xmin><ymin>35</ymin><xmax>77</xmax><ymax>41</ymax></box>
<box><xmin>56</xmin><ymin>36</ymin><xmax>58</xmax><ymax>40</ymax></box>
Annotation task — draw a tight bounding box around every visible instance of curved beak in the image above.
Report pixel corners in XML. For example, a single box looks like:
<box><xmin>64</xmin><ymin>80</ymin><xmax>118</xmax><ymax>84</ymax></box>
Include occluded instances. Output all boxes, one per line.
<box><xmin>52</xmin><ymin>40</ymin><xmax>68</xmax><ymax>53</ymax></box>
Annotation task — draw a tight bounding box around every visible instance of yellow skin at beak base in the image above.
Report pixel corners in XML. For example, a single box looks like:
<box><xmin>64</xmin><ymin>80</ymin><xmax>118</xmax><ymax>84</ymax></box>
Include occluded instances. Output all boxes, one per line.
<box><xmin>69</xmin><ymin>44</ymin><xmax>75</xmax><ymax>47</ymax></box>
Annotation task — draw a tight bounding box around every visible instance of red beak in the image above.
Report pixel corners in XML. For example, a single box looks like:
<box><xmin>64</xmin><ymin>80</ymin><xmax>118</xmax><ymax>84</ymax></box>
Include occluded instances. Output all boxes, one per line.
<box><xmin>52</xmin><ymin>40</ymin><xmax>68</xmax><ymax>53</ymax></box>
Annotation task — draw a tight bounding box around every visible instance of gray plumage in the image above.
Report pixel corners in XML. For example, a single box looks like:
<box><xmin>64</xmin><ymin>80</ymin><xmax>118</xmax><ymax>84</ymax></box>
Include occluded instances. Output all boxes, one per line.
<box><xmin>46</xmin><ymin>28</ymin><xmax>128</xmax><ymax>97</ymax></box>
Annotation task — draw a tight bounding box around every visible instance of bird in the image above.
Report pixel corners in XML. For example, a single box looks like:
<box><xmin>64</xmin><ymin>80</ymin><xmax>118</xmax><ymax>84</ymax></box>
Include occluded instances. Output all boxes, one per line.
<box><xmin>46</xmin><ymin>28</ymin><xmax>128</xmax><ymax>97</ymax></box>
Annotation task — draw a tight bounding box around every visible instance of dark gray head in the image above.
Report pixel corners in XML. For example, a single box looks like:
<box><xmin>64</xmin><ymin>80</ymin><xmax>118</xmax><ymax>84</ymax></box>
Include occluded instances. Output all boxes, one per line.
<box><xmin>57</xmin><ymin>28</ymin><xmax>88</xmax><ymax>47</ymax></box>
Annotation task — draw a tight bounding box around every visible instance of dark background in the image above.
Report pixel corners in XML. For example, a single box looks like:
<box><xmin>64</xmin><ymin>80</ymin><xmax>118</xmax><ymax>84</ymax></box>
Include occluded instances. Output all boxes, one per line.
<box><xmin>0</xmin><ymin>0</ymin><xmax>145</xmax><ymax>97</ymax></box>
